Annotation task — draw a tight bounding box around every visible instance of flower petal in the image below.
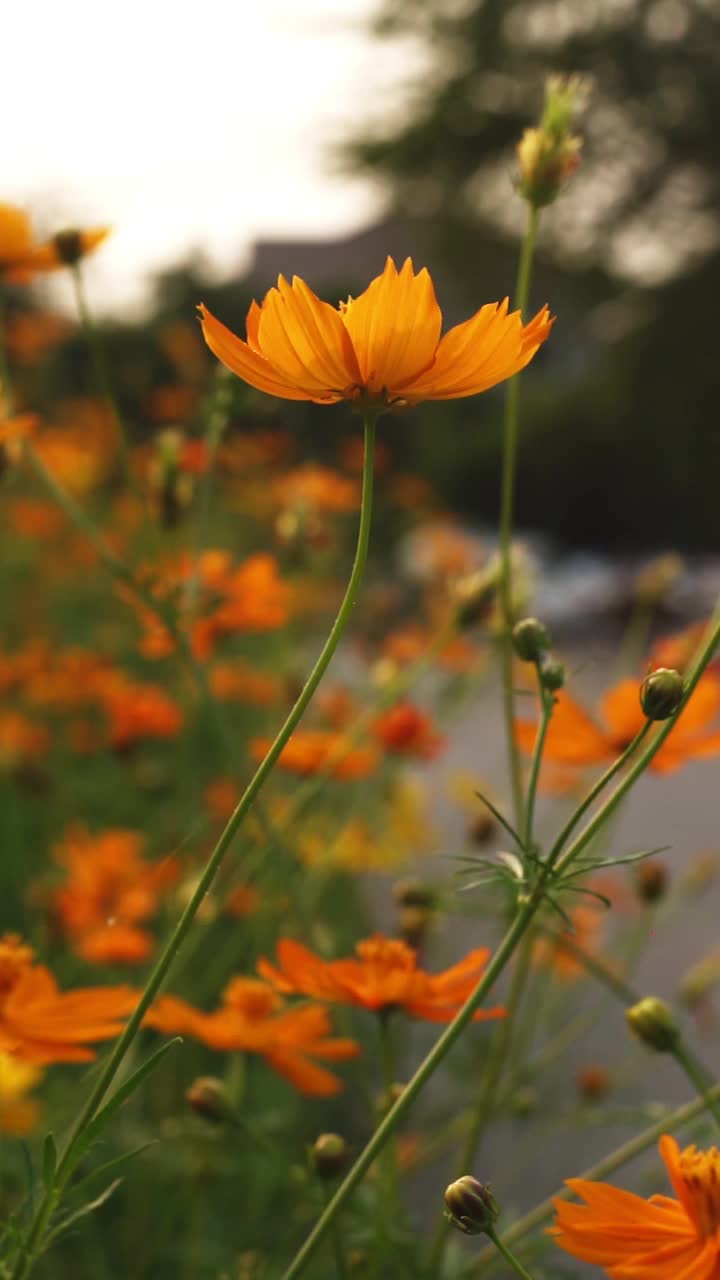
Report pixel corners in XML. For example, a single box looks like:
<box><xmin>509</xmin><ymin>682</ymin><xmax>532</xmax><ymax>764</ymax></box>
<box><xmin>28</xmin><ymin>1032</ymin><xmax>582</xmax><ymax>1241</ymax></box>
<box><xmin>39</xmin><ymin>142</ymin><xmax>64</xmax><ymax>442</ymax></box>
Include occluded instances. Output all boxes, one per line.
<box><xmin>340</xmin><ymin>257</ymin><xmax>442</xmax><ymax>394</ymax></box>
<box><xmin>257</xmin><ymin>276</ymin><xmax>359</xmax><ymax>398</ymax></box>
<box><xmin>402</xmin><ymin>302</ymin><xmax>553</xmax><ymax>401</ymax></box>
<box><xmin>199</xmin><ymin>304</ymin><xmax>316</xmax><ymax>401</ymax></box>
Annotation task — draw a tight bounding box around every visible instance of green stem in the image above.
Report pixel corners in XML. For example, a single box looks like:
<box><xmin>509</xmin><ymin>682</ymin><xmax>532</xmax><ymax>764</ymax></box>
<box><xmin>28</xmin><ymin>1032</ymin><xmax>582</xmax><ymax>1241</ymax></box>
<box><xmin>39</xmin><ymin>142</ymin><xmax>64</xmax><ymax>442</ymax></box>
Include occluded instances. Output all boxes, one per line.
<box><xmin>671</xmin><ymin>1043</ymin><xmax>720</xmax><ymax>1135</ymax></box>
<box><xmin>486</xmin><ymin>1228</ymin><xmax>537</xmax><ymax>1280</ymax></box>
<box><xmin>522</xmin><ymin>678</ymin><xmax>553</xmax><ymax>850</ymax></box>
<box><xmin>184</xmin><ymin>366</ymin><xmax>234</xmax><ymax>617</ymax></box>
<box><xmin>498</xmin><ymin>203</ymin><xmax>540</xmax><ymax>830</ymax></box>
<box><xmin>469</xmin><ymin>1079</ymin><xmax>720</xmax><ymax>1274</ymax></box>
<box><xmin>538</xmin><ymin>927</ymin><xmax>639</xmax><ymax>1004</ymax></box>
<box><xmin>544</xmin><ymin>722</ymin><xmax>652</xmax><ymax>870</ymax></box>
<box><xmin>320</xmin><ymin>1184</ymin><xmax>350</xmax><ymax>1280</ymax></box>
<box><xmin>428</xmin><ymin>931</ymin><xmax>535</xmax><ymax>1272</ymax></box>
<box><xmin>70</xmin><ymin>263</ymin><xmax>139</xmax><ymax>501</ymax></box>
<box><xmin>10</xmin><ymin>415</ymin><xmax>378</xmax><ymax>1280</ymax></box>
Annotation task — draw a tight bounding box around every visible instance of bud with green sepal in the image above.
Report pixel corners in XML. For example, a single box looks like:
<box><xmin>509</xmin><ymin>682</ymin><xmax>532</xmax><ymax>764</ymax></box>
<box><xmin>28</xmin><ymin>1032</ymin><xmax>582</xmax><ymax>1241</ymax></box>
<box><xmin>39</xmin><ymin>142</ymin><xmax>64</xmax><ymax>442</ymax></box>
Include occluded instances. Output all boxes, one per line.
<box><xmin>626</xmin><ymin>997</ymin><xmax>680</xmax><ymax>1052</ymax></box>
<box><xmin>444</xmin><ymin>1176</ymin><xmax>499</xmax><ymax>1235</ymax></box>
<box><xmin>640</xmin><ymin>668</ymin><xmax>685</xmax><ymax>720</ymax></box>
<box><xmin>512</xmin><ymin>617</ymin><xmax>551</xmax><ymax>663</ymax></box>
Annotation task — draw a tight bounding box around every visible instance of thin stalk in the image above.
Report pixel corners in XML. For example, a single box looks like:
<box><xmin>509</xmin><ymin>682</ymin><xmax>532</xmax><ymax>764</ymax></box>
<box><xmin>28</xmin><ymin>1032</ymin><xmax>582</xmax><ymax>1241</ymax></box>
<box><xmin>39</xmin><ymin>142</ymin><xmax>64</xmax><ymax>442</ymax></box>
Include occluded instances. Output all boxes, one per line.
<box><xmin>469</xmin><ymin>1080</ymin><xmax>720</xmax><ymax>1274</ymax></box>
<box><xmin>538</xmin><ymin>927</ymin><xmax>639</xmax><ymax>1005</ymax></box>
<box><xmin>70</xmin><ymin>263</ymin><xmax>139</xmax><ymax>500</ymax></box>
<box><xmin>485</xmin><ymin>1228</ymin><xmax>537</xmax><ymax>1280</ymax></box>
<box><xmin>522</xmin><ymin>678</ymin><xmax>553</xmax><ymax>851</ymax></box>
<box><xmin>10</xmin><ymin>416</ymin><xmax>378</xmax><ymax>1280</ymax></box>
<box><xmin>498</xmin><ymin>203</ymin><xmax>540</xmax><ymax>830</ymax></box>
<box><xmin>320</xmin><ymin>1184</ymin><xmax>350</xmax><ymax>1280</ymax></box>
<box><xmin>544</xmin><ymin>721</ymin><xmax>652</xmax><ymax>870</ymax></box>
<box><xmin>428</xmin><ymin>931</ymin><xmax>535</xmax><ymax>1272</ymax></box>
<box><xmin>184</xmin><ymin>366</ymin><xmax>234</xmax><ymax>617</ymax></box>
<box><xmin>671</xmin><ymin>1043</ymin><xmax>720</xmax><ymax>1135</ymax></box>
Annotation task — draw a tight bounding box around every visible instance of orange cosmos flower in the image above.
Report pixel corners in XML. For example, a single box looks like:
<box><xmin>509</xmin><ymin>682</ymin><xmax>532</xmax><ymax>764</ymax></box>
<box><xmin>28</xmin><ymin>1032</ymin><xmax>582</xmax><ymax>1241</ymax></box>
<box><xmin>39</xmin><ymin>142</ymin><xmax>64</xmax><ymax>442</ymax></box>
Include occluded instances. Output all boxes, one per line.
<box><xmin>0</xmin><ymin>206</ymin><xmax>108</xmax><ymax>283</ymax></box>
<box><xmin>146</xmin><ymin>977</ymin><xmax>359</xmax><ymax>1096</ymax></box>
<box><xmin>258</xmin><ymin>935</ymin><xmax>505</xmax><ymax>1023</ymax></box>
<box><xmin>200</xmin><ymin>257</ymin><xmax>552</xmax><ymax>409</ymax></box>
<box><xmin>551</xmin><ymin>1135</ymin><xmax>720</xmax><ymax>1279</ymax></box>
<box><xmin>250</xmin><ymin>729</ymin><xmax>380</xmax><ymax>780</ymax></box>
<box><xmin>97</xmin><ymin>677</ymin><xmax>183</xmax><ymax>750</ymax></box>
<box><xmin>272</xmin><ymin>463</ymin><xmax>360</xmax><ymax>513</ymax></box>
<box><xmin>371</xmin><ymin>701</ymin><xmax>445</xmax><ymax>760</ymax></box>
<box><xmin>0</xmin><ymin>935</ymin><xmax>137</xmax><ymax>1064</ymax></box>
<box><xmin>516</xmin><ymin>674</ymin><xmax>720</xmax><ymax>777</ymax></box>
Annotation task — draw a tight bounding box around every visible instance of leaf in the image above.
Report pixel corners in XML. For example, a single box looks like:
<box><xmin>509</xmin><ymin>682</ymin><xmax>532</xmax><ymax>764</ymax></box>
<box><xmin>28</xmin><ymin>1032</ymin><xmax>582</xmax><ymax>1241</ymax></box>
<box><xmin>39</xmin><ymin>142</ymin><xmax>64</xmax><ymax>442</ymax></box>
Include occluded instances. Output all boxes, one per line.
<box><xmin>567</xmin><ymin>846</ymin><xmax>670</xmax><ymax>874</ymax></box>
<box><xmin>70</xmin><ymin>1142</ymin><xmax>157</xmax><ymax>1198</ymax></box>
<box><xmin>64</xmin><ymin>1038</ymin><xmax>181</xmax><ymax>1176</ymax></box>
<box><xmin>472</xmin><ymin>789</ymin><xmax>525</xmax><ymax>849</ymax></box>
<box><xmin>41</xmin><ymin>1133</ymin><xmax>56</xmax><ymax>1194</ymax></box>
<box><xmin>42</xmin><ymin>1180</ymin><xmax>122</xmax><ymax>1253</ymax></box>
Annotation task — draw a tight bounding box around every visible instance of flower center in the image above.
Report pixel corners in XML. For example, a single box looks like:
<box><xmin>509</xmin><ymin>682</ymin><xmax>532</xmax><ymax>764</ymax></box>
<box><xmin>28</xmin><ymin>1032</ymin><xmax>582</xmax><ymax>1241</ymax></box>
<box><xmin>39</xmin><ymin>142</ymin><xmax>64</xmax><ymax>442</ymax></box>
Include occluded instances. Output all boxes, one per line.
<box><xmin>679</xmin><ymin>1144</ymin><xmax>720</xmax><ymax>1236</ymax></box>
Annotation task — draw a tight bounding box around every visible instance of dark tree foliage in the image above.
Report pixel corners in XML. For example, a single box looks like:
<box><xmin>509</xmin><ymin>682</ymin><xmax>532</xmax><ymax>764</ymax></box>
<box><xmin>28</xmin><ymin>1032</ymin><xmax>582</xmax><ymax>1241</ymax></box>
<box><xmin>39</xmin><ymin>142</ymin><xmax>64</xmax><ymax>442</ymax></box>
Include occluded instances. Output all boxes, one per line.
<box><xmin>341</xmin><ymin>0</ymin><xmax>720</xmax><ymax>549</ymax></box>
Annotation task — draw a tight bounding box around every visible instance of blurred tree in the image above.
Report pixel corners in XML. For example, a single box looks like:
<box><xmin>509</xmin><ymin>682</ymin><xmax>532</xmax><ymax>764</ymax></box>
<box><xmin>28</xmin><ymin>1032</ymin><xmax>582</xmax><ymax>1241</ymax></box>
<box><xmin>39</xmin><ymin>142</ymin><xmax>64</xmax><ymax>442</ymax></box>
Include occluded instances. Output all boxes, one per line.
<box><xmin>339</xmin><ymin>0</ymin><xmax>720</xmax><ymax>549</ymax></box>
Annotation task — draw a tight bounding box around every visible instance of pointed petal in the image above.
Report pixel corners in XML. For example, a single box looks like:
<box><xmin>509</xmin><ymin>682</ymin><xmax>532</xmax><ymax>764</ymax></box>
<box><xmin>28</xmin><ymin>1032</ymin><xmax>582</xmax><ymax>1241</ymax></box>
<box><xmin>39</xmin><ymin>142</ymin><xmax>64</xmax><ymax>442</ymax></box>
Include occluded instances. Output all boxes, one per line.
<box><xmin>199</xmin><ymin>304</ymin><xmax>315</xmax><ymax>401</ymax></box>
<box><xmin>340</xmin><ymin>257</ymin><xmax>442</xmax><ymax>394</ymax></box>
<box><xmin>601</xmin><ymin>679</ymin><xmax>645</xmax><ymax>745</ymax></box>
<box><xmin>257</xmin><ymin>276</ymin><xmax>359</xmax><ymax>397</ymax></box>
<box><xmin>517</xmin><ymin>690</ymin><xmax>613</xmax><ymax>765</ymax></box>
<box><xmin>402</xmin><ymin>302</ymin><xmax>553</xmax><ymax>401</ymax></box>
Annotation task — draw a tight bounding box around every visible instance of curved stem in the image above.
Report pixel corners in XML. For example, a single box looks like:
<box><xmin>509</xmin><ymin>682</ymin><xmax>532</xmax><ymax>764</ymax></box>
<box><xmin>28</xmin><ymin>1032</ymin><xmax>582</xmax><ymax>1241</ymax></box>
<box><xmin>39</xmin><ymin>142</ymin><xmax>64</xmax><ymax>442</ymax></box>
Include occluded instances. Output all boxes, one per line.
<box><xmin>669</xmin><ymin>1043</ymin><xmax>720</xmax><ymax>1136</ymax></box>
<box><xmin>498</xmin><ymin>203</ymin><xmax>540</xmax><ymax>830</ymax></box>
<box><xmin>486</xmin><ymin>1228</ymin><xmax>537</xmax><ymax>1280</ymax></box>
<box><xmin>10</xmin><ymin>416</ymin><xmax>378</xmax><ymax>1280</ymax></box>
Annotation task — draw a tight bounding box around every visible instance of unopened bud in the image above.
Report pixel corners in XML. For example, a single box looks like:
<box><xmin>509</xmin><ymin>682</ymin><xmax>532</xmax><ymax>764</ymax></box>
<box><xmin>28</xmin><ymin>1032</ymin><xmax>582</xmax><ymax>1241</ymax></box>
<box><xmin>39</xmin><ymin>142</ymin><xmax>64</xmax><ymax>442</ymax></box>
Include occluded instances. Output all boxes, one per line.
<box><xmin>512</xmin><ymin>617</ymin><xmax>551</xmax><ymax>662</ymax></box>
<box><xmin>634</xmin><ymin>860</ymin><xmax>668</xmax><ymax>904</ymax></box>
<box><xmin>444</xmin><ymin>1176</ymin><xmax>499</xmax><ymax>1235</ymax></box>
<box><xmin>539</xmin><ymin>655</ymin><xmax>565</xmax><ymax>692</ymax></box>
<box><xmin>640</xmin><ymin>668</ymin><xmax>685</xmax><ymax>720</ymax></box>
<box><xmin>398</xmin><ymin>903</ymin><xmax>433</xmax><ymax>948</ymax></box>
<box><xmin>635</xmin><ymin>554</ymin><xmax>684</xmax><ymax>608</ymax></box>
<box><xmin>185</xmin><ymin>1076</ymin><xmax>232</xmax><ymax>1124</ymax></box>
<box><xmin>451</xmin><ymin>568</ymin><xmax>495</xmax><ymax>627</ymax></box>
<box><xmin>377</xmin><ymin>1081</ymin><xmax>405</xmax><ymax>1114</ymax></box>
<box><xmin>678</xmin><ymin>948</ymin><xmax>720</xmax><ymax>1008</ymax></box>
<box><xmin>467</xmin><ymin>809</ymin><xmax>496</xmax><ymax>845</ymax></box>
<box><xmin>517</xmin><ymin>75</ymin><xmax>586</xmax><ymax>208</ymax></box>
<box><xmin>626</xmin><ymin>996</ymin><xmax>679</xmax><ymax>1052</ymax></box>
<box><xmin>52</xmin><ymin>229</ymin><xmax>85</xmax><ymax>265</ymax></box>
<box><xmin>310</xmin><ymin>1133</ymin><xmax>351</xmax><ymax>1179</ymax></box>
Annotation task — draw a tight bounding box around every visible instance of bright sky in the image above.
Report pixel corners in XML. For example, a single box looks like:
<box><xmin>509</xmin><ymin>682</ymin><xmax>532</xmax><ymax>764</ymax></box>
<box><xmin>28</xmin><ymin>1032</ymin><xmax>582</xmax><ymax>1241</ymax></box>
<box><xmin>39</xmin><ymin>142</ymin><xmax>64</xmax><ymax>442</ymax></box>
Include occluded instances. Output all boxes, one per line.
<box><xmin>6</xmin><ymin>0</ymin><xmax>421</xmax><ymax>314</ymax></box>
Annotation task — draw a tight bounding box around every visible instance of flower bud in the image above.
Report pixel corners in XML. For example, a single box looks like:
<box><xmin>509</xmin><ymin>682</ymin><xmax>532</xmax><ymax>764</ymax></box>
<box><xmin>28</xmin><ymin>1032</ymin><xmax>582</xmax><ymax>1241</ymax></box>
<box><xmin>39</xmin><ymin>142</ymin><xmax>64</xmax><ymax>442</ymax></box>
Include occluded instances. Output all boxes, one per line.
<box><xmin>678</xmin><ymin>949</ymin><xmax>720</xmax><ymax>1008</ymax></box>
<box><xmin>393</xmin><ymin>878</ymin><xmax>436</xmax><ymax>910</ymax></box>
<box><xmin>576</xmin><ymin>1065</ymin><xmax>612</xmax><ymax>1101</ymax></box>
<box><xmin>52</xmin><ymin>226</ymin><xmax>110</xmax><ymax>265</ymax></box>
<box><xmin>640</xmin><ymin>668</ymin><xmax>685</xmax><ymax>720</ymax></box>
<box><xmin>397</xmin><ymin>903</ymin><xmax>433</xmax><ymax>948</ymax></box>
<box><xmin>539</xmin><ymin>655</ymin><xmax>565</xmax><ymax>691</ymax></box>
<box><xmin>185</xmin><ymin>1076</ymin><xmax>232</xmax><ymax>1124</ymax></box>
<box><xmin>626</xmin><ymin>996</ymin><xmax>679</xmax><ymax>1052</ymax></box>
<box><xmin>634</xmin><ymin>860</ymin><xmax>669</xmax><ymax>904</ymax></box>
<box><xmin>310</xmin><ymin>1133</ymin><xmax>351</xmax><ymax>1179</ymax></box>
<box><xmin>444</xmin><ymin>1176</ymin><xmax>499</xmax><ymax>1235</ymax></box>
<box><xmin>451</xmin><ymin>568</ymin><xmax>496</xmax><ymax>627</ymax></box>
<box><xmin>517</xmin><ymin>75</ymin><xmax>586</xmax><ymax>208</ymax></box>
<box><xmin>512</xmin><ymin>617</ymin><xmax>551</xmax><ymax>662</ymax></box>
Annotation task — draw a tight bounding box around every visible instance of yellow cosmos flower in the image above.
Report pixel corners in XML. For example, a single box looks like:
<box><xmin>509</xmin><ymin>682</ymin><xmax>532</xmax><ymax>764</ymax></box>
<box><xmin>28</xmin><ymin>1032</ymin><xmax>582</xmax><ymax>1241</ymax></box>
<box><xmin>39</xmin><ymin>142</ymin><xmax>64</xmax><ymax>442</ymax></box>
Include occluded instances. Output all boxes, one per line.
<box><xmin>200</xmin><ymin>257</ymin><xmax>553</xmax><ymax>410</ymax></box>
<box><xmin>0</xmin><ymin>204</ymin><xmax>109</xmax><ymax>283</ymax></box>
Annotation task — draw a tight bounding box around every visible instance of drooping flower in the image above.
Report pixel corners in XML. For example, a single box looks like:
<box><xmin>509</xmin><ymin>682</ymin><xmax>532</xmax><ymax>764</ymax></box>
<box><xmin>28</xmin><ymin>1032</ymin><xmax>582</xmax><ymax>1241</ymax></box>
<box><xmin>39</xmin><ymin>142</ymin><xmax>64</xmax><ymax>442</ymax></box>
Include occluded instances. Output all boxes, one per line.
<box><xmin>200</xmin><ymin>257</ymin><xmax>552</xmax><ymax>409</ymax></box>
<box><xmin>516</xmin><ymin>674</ymin><xmax>720</xmax><ymax>777</ymax></box>
<box><xmin>0</xmin><ymin>935</ymin><xmax>137</xmax><ymax>1063</ymax></box>
<box><xmin>146</xmin><ymin>977</ymin><xmax>359</xmax><ymax>1096</ymax></box>
<box><xmin>258</xmin><ymin>935</ymin><xmax>505</xmax><ymax>1023</ymax></box>
<box><xmin>550</xmin><ymin>1134</ymin><xmax>720</xmax><ymax>1279</ymax></box>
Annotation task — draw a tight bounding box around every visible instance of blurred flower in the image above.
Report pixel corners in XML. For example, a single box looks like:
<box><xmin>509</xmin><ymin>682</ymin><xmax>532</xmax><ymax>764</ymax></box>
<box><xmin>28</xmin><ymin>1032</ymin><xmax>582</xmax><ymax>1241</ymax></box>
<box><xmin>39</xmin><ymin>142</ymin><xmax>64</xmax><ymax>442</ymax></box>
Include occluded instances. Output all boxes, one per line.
<box><xmin>258</xmin><ymin>935</ymin><xmax>505</xmax><ymax>1023</ymax></box>
<box><xmin>0</xmin><ymin>1053</ymin><xmax>43</xmax><ymax>1134</ymax></box>
<box><xmin>146</xmin><ymin>977</ymin><xmax>359</xmax><ymax>1096</ymax></box>
<box><xmin>0</xmin><ymin>934</ymin><xmax>137</xmax><ymax>1063</ymax></box>
<box><xmin>209</xmin><ymin>661</ymin><xmax>282</xmax><ymax>707</ymax></box>
<box><xmin>50</xmin><ymin>825</ymin><xmax>180</xmax><ymax>965</ymax></box>
<box><xmin>371</xmin><ymin>701</ymin><xmax>445</xmax><ymax>760</ymax></box>
<box><xmin>575</xmin><ymin>1065</ymin><xmax>612</xmax><ymax>1101</ymax></box>
<box><xmin>652</xmin><ymin>621</ymin><xmax>718</xmax><ymax>675</ymax></box>
<box><xmin>516</xmin><ymin>674</ymin><xmax>720</xmax><ymax>777</ymax></box>
<box><xmin>0</xmin><ymin>712</ymin><xmax>50</xmax><ymax>773</ymax></box>
<box><xmin>382</xmin><ymin>625</ymin><xmax>478</xmax><ymax>673</ymax></box>
<box><xmin>532</xmin><ymin>905</ymin><xmax>607</xmax><ymax>982</ymax></box>
<box><xmin>5</xmin><ymin>308</ymin><xmax>71</xmax><ymax>364</ymax></box>
<box><xmin>272</xmin><ymin>464</ymin><xmax>359</xmax><ymax>513</ymax></box>
<box><xmin>250</xmin><ymin>729</ymin><xmax>380</xmax><ymax>780</ymax></box>
<box><xmin>200</xmin><ymin>257</ymin><xmax>552</xmax><ymax>409</ymax></box>
<box><xmin>97</xmin><ymin>676</ymin><xmax>183</xmax><ymax>751</ymax></box>
<box><xmin>551</xmin><ymin>1134</ymin><xmax>720</xmax><ymax>1278</ymax></box>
